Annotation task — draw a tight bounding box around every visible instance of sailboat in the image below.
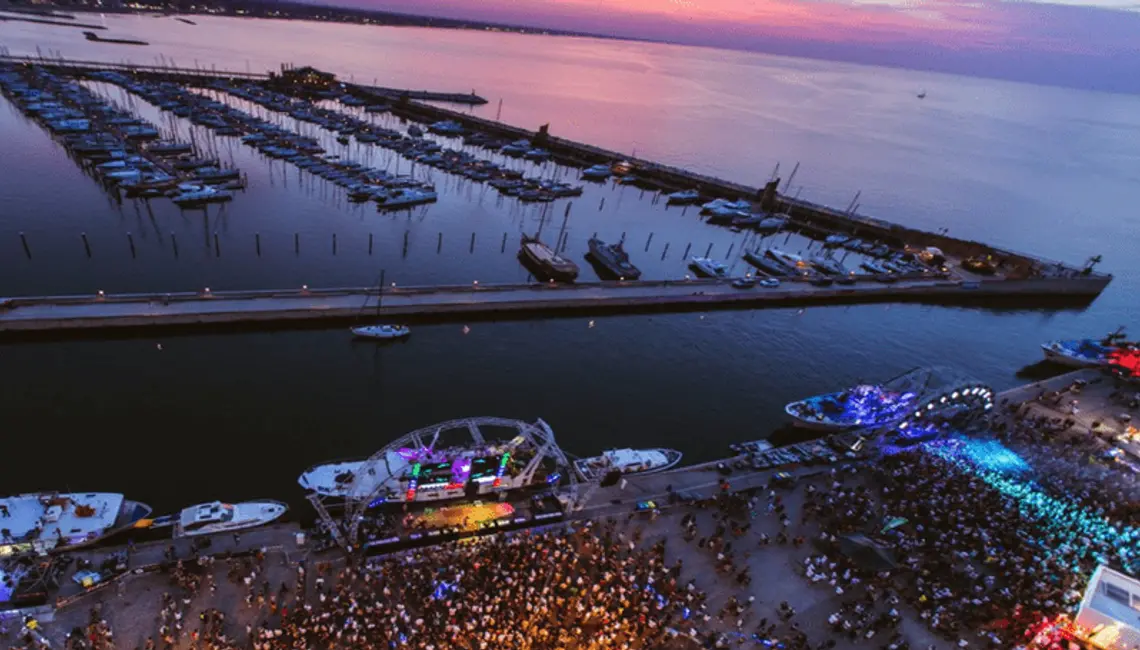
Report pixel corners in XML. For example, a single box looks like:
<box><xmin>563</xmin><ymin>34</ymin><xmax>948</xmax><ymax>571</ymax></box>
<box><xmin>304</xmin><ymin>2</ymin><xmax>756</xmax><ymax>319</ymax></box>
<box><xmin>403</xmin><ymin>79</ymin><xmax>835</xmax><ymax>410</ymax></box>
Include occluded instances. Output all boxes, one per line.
<box><xmin>351</xmin><ymin>270</ymin><xmax>410</xmax><ymax>340</ymax></box>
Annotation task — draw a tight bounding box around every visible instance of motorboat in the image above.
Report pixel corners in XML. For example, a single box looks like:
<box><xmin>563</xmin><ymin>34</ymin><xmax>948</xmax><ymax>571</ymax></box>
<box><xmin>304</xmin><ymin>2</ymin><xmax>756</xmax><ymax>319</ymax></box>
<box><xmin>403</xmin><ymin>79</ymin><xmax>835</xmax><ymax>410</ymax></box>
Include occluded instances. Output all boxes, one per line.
<box><xmin>824</xmin><ymin>234</ymin><xmax>850</xmax><ymax>247</ymax></box>
<box><xmin>171</xmin><ymin>185</ymin><xmax>233</xmax><ymax>207</ymax></box>
<box><xmin>407</xmin><ymin>125</ymin><xmax>424</xmax><ymax>137</ymax></box>
<box><xmin>667</xmin><ymin>189</ymin><xmax>701</xmax><ymax>204</ymax></box>
<box><xmin>374</xmin><ymin>187</ymin><xmax>438</xmax><ymax>210</ymax></box>
<box><xmin>809</xmin><ymin>254</ymin><xmax>848</xmax><ymax>276</ymax></box>
<box><xmin>743</xmin><ymin>249</ymin><xmax>793</xmax><ymax>277</ymax></box>
<box><xmin>171</xmin><ymin>501</ymin><xmax>286</xmax><ymax>538</ymax></box>
<box><xmin>573</xmin><ymin>448</ymin><xmax>683</xmax><ymax>482</ymax></box>
<box><xmin>861</xmin><ymin>260</ymin><xmax>891</xmax><ymax>275</ymax></box>
<box><xmin>428</xmin><ymin>120</ymin><xmax>464</xmax><ymax>136</ymax></box>
<box><xmin>586</xmin><ymin>237</ymin><xmax>641</xmax><ymax>280</ymax></box>
<box><xmin>580</xmin><ymin>164</ymin><xmax>611</xmax><ymax>181</ymax></box>
<box><xmin>753</xmin><ymin>216</ymin><xmax>788</xmax><ymax>233</ymax></box>
<box><xmin>701</xmin><ymin>198</ymin><xmax>750</xmax><ymax>214</ymax></box>
<box><xmin>520</xmin><ymin>233</ymin><xmax>580</xmax><ymax>281</ymax></box>
<box><xmin>500</xmin><ymin>140</ymin><xmax>531</xmax><ymax>156</ymax></box>
<box><xmin>767</xmin><ymin>249</ymin><xmax>815</xmax><ymax>276</ymax></box>
<box><xmin>1042</xmin><ymin>329</ymin><xmax>1135</xmax><ymax>368</ymax></box>
<box><xmin>192</xmin><ymin>167</ymin><xmax>241</xmax><ymax>184</ymax></box>
<box><xmin>351</xmin><ymin>324</ymin><xmax>411</xmax><ymax>340</ymax></box>
<box><xmin>523</xmin><ymin>149</ymin><xmax>551</xmax><ymax>162</ymax></box>
<box><xmin>786</xmin><ymin>377</ymin><xmax>922</xmax><ymax>432</ymax></box>
<box><xmin>688</xmin><ymin>257</ymin><xmax>729</xmax><ymax>279</ymax></box>
<box><xmin>0</xmin><ymin>492</ymin><xmax>152</xmax><ymax>556</ymax></box>
<box><xmin>298</xmin><ymin>418</ymin><xmax>568</xmax><ymax>504</ymax></box>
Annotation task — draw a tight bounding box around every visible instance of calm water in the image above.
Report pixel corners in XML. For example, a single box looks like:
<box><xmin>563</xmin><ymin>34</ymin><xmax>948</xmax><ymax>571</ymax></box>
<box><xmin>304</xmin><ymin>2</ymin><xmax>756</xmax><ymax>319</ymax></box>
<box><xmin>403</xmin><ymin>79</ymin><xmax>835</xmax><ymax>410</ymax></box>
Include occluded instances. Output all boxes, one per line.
<box><xmin>0</xmin><ymin>15</ymin><xmax>1138</xmax><ymax>514</ymax></box>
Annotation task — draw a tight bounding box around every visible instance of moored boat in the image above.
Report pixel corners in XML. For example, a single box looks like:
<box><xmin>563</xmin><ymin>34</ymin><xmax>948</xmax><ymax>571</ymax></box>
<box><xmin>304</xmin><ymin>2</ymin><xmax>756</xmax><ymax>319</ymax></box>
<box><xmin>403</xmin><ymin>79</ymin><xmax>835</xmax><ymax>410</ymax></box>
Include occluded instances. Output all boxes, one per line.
<box><xmin>573</xmin><ymin>448</ymin><xmax>683</xmax><ymax>481</ymax></box>
<box><xmin>0</xmin><ymin>492</ymin><xmax>152</xmax><ymax>555</ymax></box>
<box><xmin>351</xmin><ymin>324</ymin><xmax>411</xmax><ymax>340</ymax></box>
<box><xmin>520</xmin><ymin>233</ymin><xmax>580</xmax><ymax>281</ymax></box>
<box><xmin>586</xmin><ymin>237</ymin><xmax>642</xmax><ymax>280</ymax></box>
<box><xmin>688</xmin><ymin>257</ymin><xmax>729</xmax><ymax>279</ymax></box>
<box><xmin>785</xmin><ymin>373</ymin><xmax>923</xmax><ymax>432</ymax></box>
<box><xmin>173</xmin><ymin>501</ymin><xmax>287</xmax><ymax>538</ymax></box>
<box><xmin>1042</xmin><ymin>328</ymin><xmax>1134</xmax><ymax>368</ymax></box>
<box><xmin>667</xmin><ymin>189</ymin><xmax>701</xmax><ymax>204</ymax></box>
<box><xmin>580</xmin><ymin>164</ymin><xmax>611</xmax><ymax>181</ymax></box>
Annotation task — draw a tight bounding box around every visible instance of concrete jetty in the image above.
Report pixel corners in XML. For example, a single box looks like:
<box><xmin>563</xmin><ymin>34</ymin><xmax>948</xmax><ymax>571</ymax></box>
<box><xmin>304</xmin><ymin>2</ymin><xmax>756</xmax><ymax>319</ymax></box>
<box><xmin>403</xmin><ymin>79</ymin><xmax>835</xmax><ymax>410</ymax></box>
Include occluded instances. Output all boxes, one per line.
<box><xmin>0</xmin><ymin>274</ymin><xmax>1105</xmax><ymax>336</ymax></box>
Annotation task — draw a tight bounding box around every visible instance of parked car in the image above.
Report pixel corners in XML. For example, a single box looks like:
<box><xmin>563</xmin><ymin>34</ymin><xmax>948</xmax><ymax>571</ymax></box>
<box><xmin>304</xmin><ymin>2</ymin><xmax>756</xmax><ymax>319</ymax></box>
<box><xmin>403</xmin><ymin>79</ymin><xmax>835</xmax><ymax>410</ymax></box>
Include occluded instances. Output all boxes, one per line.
<box><xmin>759</xmin><ymin>278</ymin><xmax>781</xmax><ymax>288</ymax></box>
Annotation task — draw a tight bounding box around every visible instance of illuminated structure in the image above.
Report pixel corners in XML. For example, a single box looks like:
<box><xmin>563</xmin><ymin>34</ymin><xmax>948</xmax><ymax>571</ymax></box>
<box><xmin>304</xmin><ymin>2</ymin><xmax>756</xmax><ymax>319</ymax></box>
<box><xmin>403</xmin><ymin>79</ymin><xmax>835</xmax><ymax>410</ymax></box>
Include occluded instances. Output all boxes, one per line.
<box><xmin>1072</xmin><ymin>565</ymin><xmax>1140</xmax><ymax>649</ymax></box>
<box><xmin>299</xmin><ymin>417</ymin><xmax>579</xmax><ymax>548</ymax></box>
<box><xmin>275</xmin><ymin>66</ymin><xmax>337</xmax><ymax>93</ymax></box>
<box><xmin>884</xmin><ymin>368</ymin><xmax>993</xmax><ymax>443</ymax></box>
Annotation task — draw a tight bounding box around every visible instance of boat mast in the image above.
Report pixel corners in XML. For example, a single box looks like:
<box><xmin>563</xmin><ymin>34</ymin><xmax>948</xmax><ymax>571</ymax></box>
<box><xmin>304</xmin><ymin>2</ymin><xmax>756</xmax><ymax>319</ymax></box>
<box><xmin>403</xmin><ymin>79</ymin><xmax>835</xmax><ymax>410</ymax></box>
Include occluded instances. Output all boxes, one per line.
<box><xmin>376</xmin><ymin>269</ymin><xmax>385</xmax><ymax>319</ymax></box>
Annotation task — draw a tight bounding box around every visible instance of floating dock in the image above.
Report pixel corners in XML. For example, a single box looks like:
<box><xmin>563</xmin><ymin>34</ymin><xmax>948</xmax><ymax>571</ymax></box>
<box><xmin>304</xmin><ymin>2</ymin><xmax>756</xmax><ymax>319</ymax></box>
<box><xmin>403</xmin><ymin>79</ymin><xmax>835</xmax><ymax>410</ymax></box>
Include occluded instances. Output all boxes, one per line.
<box><xmin>0</xmin><ymin>275</ymin><xmax>1108</xmax><ymax>337</ymax></box>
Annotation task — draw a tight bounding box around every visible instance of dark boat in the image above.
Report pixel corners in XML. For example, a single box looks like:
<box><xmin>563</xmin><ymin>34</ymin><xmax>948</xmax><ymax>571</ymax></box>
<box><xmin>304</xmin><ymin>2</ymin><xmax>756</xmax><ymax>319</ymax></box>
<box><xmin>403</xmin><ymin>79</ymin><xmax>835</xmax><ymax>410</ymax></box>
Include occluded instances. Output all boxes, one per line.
<box><xmin>83</xmin><ymin>31</ymin><xmax>149</xmax><ymax>46</ymax></box>
<box><xmin>743</xmin><ymin>249</ymin><xmax>793</xmax><ymax>277</ymax></box>
<box><xmin>586</xmin><ymin>237</ymin><xmax>642</xmax><ymax>280</ymax></box>
<box><xmin>519</xmin><ymin>234</ymin><xmax>579</xmax><ymax>282</ymax></box>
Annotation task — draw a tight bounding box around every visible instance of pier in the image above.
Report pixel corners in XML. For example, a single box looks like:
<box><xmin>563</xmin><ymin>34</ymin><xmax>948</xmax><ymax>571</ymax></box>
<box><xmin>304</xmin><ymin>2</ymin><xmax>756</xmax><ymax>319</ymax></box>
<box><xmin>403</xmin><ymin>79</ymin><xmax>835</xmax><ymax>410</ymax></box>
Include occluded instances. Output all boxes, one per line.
<box><xmin>0</xmin><ymin>274</ymin><xmax>1107</xmax><ymax>336</ymax></box>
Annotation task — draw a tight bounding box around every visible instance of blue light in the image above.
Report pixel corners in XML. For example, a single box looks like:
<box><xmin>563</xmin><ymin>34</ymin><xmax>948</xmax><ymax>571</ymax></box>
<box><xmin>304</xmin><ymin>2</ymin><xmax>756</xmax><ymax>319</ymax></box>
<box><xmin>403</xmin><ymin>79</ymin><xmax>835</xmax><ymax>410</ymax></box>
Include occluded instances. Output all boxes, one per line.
<box><xmin>546</xmin><ymin>472</ymin><xmax>561</xmax><ymax>484</ymax></box>
<box><xmin>431</xmin><ymin>580</ymin><xmax>457</xmax><ymax>600</ymax></box>
<box><xmin>923</xmin><ymin>438</ymin><xmax>1030</xmax><ymax>474</ymax></box>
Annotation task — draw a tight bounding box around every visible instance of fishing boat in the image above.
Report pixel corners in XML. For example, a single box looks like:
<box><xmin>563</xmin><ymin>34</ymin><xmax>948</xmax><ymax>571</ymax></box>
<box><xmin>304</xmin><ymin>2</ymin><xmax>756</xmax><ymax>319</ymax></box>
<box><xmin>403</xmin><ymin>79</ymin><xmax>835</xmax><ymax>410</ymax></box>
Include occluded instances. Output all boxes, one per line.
<box><xmin>171</xmin><ymin>501</ymin><xmax>287</xmax><ymax>538</ymax></box>
<box><xmin>1042</xmin><ymin>328</ymin><xmax>1134</xmax><ymax>368</ymax></box>
<box><xmin>785</xmin><ymin>371</ymin><xmax>926</xmax><ymax>431</ymax></box>
<box><xmin>298</xmin><ymin>417</ymin><xmax>568</xmax><ymax>504</ymax></box>
<box><xmin>520</xmin><ymin>233</ymin><xmax>580</xmax><ymax>281</ymax></box>
<box><xmin>586</xmin><ymin>237</ymin><xmax>641</xmax><ymax>280</ymax></box>
<box><xmin>0</xmin><ymin>492</ymin><xmax>152</xmax><ymax>556</ymax></box>
<box><xmin>351</xmin><ymin>324</ymin><xmax>411</xmax><ymax>340</ymax></box>
<box><xmin>688</xmin><ymin>257</ymin><xmax>729</xmax><ymax>278</ymax></box>
<box><xmin>573</xmin><ymin>448</ymin><xmax>683</xmax><ymax>482</ymax></box>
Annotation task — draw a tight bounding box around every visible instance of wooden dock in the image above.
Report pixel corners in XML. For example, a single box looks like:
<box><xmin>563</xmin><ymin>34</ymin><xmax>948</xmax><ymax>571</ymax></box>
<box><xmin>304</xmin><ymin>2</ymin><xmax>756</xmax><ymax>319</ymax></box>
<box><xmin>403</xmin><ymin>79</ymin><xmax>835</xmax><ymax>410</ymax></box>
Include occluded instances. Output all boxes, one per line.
<box><xmin>0</xmin><ymin>275</ymin><xmax>1108</xmax><ymax>337</ymax></box>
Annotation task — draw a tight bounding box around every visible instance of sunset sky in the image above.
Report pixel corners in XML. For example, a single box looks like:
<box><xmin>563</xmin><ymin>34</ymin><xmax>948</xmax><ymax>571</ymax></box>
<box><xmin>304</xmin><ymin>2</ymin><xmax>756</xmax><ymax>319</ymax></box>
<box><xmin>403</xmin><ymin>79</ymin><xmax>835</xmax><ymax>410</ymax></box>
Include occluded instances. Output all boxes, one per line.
<box><xmin>328</xmin><ymin>0</ymin><xmax>1140</xmax><ymax>92</ymax></box>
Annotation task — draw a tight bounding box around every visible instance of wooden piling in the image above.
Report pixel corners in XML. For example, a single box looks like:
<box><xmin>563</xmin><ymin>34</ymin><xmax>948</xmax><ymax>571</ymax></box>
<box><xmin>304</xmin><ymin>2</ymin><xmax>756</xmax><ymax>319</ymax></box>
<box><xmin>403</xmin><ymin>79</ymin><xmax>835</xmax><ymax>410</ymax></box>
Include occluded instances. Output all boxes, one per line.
<box><xmin>127</xmin><ymin>232</ymin><xmax>136</xmax><ymax>258</ymax></box>
<box><xmin>81</xmin><ymin>232</ymin><xmax>91</xmax><ymax>258</ymax></box>
<box><xmin>213</xmin><ymin>232</ymin><xmax>220</xmax><ymax>257</ymax></box>
<box><xmin>682</xmin><ymin>242</ymin><xmax>692</xmax><ymax>259</ymax></box>
<box><xmin>255</xmin><ymin>232</ymin><xmax>261</xmax><ymax>256</ymax></box>
<box><xmin>437</xmin><ymin>232</ymin><xmax>442</xmax><ymax>253</ymax></box>
<box><xmin>644</xmin><ymin>232</ymin><xmax>654</xmax><ymax>252</ymax></box>
<box><xmin>332</xmin><ymin>233</ymin><xmax>337</xmax><ymax>255</ymax></box>
<box><xmin>369</xmin><ymin>233</ymin><xmax>374</xmax><ymax>255</ymax></box>
<box><xmin>469</xmin><ymin>232</ymin><xmax>476</xmax><ymax>253</ymax></box>
<box><xmin>294</xmin><ymin>233</ymin><xmax>300</xmax><ymax>255</ymax></box>
<box><xmin>19</xmin><ymin>232</ymin><xmax>30</xmax><ymax>259</ymax></box>
<box><xmin>661</xmin><ymin>243</ymin><xmax>670</xmax><ymax>260</ymax></box>
<box><xmin>171</xmin><ymin>232</ymin><xmax>178</xmax><ymax>258</ymax></box>
<box><xmin>705</xmin><ymin>242</ymin><xmax>713</xmax><ymax>257</ymax></box>
<box><xmin>501</xmin><ymin>232</ymin><xmax>507</xmax><ymax>253</ymax></box>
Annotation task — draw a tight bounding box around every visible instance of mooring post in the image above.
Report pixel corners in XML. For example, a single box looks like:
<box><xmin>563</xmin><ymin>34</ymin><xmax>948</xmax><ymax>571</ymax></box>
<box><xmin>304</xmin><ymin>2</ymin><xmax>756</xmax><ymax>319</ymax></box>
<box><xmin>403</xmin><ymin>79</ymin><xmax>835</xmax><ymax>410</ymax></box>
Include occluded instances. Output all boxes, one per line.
<box><xmin>213</xmin><ymin>232</ymin><xmax>220</xmax><ymax>257</ymax></box>
<box><xmin>437</xmin><ymin>232</ymin><xmax>442</xmax><ymax>253</ymax></box>
<box><xmin>661</xmin><ymin>242</ymin><xmax>670</xmax><ymax>260</ymax></box>
<box><xmin>469</xmin><ymin>232</ymin><xmax>476</xmax><ymax>253</ymax></box>
<box><xmin>644</xmin><ymin>232</ymin><xmax>654</xmax><ymax>252</ymax></box>
<box><xmin>705</xmin><ymin>242</ymin><xmax>713</xmax><ymax>257</ymax></box>
<box><xmin>19</xmin><ymin>232</ymin><xmax>30</xmax><ymax>259</ymax></box>
<box><xmin>599</xmin><ymin>197</ymin><xmax>605</xmax><ymax>211</ymax></box>
<box><xmin>726</xmin><ymin>242</ymin><xmax>735</xmax><ymax>258</ymax></box>
<box><xmin>294</xmin><ymin>232</ymin><xmax>300</xmax><ymax>255</ymax></box>
<box><xmin>81</xmin><ymin>232</ymin><xmax>91</xmax><ymax>257</ymax></box>
<box><xmin>127</xmin><ymin>232</ymin><xmax>136</xmax><ymax>258</ymax></box>
<box><xmin>564</xmin><ymin>202</ymin><xmax>572</xmax><ymax>218</ymax></box>
<box><xmin>369</xmin><ymin>233</ymin><xmax>374</xmax><ymax>255</ymax></box>
<box><xmin>501</xmin><ymin>232</ymin><xmax>507</xmax><ymax>253</ymax></box>
<box><xmin>171</xmin><ymin>232</ymin><xmax>178</xmax><ymax>258</ymax></box>
<box><xmin>255</xmin><ymin>232</ymin><xmax>261</xmax><ymax>257</ymax></box>
<box><xmin>682</xmin><ymin>242</ymin><xmax>692</xmax><ymax>259</ymax></box>
<box><xmin>403</xmin><ymin>230</ymin><xmax>409</xmax><ymax>250</ymax></box>
<box><xmin>332</xmin><ymin>233</ymin><xmax>337</xmax><ymax>255</ymax></box>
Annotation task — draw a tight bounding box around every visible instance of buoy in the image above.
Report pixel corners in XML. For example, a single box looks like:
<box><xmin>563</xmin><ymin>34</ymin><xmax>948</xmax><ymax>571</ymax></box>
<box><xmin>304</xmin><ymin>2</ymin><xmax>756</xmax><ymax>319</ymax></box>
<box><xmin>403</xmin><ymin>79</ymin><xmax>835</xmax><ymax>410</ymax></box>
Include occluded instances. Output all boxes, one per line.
<box><xmin>588</xmin><ymin>320</ymin><xmax>595</xmax><ymax>328</ymax></box>
<box><xmin>156</xmin><ymin>344</ymin><xmax>163</xmax><ymax>351</ymax></box>
<box><xmin>462</xmin><ymin>325</ymin><xmax>471</xmax><ymax>334</ymax></box>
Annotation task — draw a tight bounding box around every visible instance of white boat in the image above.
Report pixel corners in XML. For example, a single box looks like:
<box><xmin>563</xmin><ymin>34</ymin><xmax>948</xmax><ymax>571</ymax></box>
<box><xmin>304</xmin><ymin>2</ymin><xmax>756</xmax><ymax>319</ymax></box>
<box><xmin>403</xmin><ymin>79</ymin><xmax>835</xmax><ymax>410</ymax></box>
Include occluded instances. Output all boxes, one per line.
<box><xmin>0</xmin><ymin>492</ymin><xmax>152</xmax><ymax>555</ymax></box>
<box><xmin>1042</xmin><ymin>329</ymin><xmax>1133</xmax><ymax>368</ymax></box>
<box><xmin>351</xmin><ymin>324</ymin><xmax>410</xmax><ymax>340</ymax></box>
<box><xmin>428</xmin><ymin>120</ymin><xmax>464</xmax><ymax>136</ymax></box>
<box><xmin>784</xmin><ymin>367</ymin><xmax>968</xmax><ymax>432</ymax></box>
<box><xmin>374</xmin><ymin>187</ymin><xmax>438</xmax><ymax>210</ymax></box>
<box><xmin>174</xmin><ymin>500</ymin><xmax>286</xmax><ymax>538</ymax></box>
<box><xmin>580</xmin><ymin>164</ymin><xmax>611</xmax><ymax>181</ymax></box>
<box><xmin>689</xmin><ymin>257</ymin><xmax>729</xmax><ymax>278</ymax></box>
<box><xmin>171</xmin><ymin>185</ymin><xmax>233</xmax><ymax>207</ymax></box>
<box><xmin>500</xmin><ymin>140</ymin><xmax>531</xmax><ymax>156</ymax></box>
<box><xmin>573</xmin><ymin>448</ymin><xmax>683</xmax><ymax>481</ymax></box>
<box><xmin>667</xmin><ymin>189</ymin><xmax>701</xmax><ymax>204</ymax></box>
<box><xmin>701</xmin><ymin>198</ymin><xmax>750</xmax><ymax>213</ymax></box>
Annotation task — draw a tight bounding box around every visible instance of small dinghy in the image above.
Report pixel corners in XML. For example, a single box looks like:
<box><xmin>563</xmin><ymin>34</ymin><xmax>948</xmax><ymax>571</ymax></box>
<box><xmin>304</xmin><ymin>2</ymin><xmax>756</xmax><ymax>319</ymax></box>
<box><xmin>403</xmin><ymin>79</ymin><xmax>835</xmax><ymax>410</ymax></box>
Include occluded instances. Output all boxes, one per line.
<box><xmin>351</xmin><ymin>324</ymin><xmax>410</xmax><ymax>340</ymax></box>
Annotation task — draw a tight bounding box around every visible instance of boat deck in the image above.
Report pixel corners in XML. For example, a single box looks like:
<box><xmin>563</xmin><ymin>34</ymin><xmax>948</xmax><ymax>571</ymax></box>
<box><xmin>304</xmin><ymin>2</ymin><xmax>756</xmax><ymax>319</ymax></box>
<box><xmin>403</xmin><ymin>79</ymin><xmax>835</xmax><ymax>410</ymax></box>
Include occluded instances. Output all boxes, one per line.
<box><xmin>0</xmin><ymin>493</ymin><xmax>125</xmax><ymax>551</ymax></box>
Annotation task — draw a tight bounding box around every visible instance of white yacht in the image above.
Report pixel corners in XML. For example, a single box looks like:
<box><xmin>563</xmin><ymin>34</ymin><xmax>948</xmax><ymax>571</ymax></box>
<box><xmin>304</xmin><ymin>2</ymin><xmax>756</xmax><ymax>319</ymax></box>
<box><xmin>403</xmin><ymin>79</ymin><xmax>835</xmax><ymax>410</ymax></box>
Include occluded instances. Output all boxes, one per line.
<box><xmin>0</xmin><ymin>492</ymin><xmax>152</xmax><ymax>555</ymax></box>
<box><xmin>667</xmin><ymin>189</ymin><xmax>701</xmax><ymax>204</ymax></box>
<box><xmin>171</xmin><ymin>185</ymin><xmax>233</xmax><ymax>207</ymax></box>
<box><xmin>573</xmin><ymin>448</ymin><xmax>683</xmax><ymax>481</ymax></box>
<box><xmin>374</xmin><ymin>187</ymin><xmax>438</xmax><ymax>210</ymax></box>
<box><xmin>351</xmin><ymin>324</ymin><xmax>411</xmax><ymax>340</ymax></box>
<box><xmin>688</xmin><ymin>257</ymin><xmax>729</xmax><ymax>279</ymax></box>
<box><xmin>580</xmin><ymin>164</ymin><xmax>611</xmax><ymax>181</ymax></box>
<box><xmin>174</xmin><ymin>501</ymin><xmax>287</xmax><ymax>538</ymax></box>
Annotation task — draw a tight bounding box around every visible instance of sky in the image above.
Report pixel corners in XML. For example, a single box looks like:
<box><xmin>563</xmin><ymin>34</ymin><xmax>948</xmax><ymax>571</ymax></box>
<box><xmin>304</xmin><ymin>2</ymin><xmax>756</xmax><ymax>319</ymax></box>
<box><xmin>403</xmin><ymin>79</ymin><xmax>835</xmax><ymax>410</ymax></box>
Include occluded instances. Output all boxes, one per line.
<box><xmin>320</xmin><ymin>0</ymin><xmax>1140</xmax><ymax>93</ymax></box>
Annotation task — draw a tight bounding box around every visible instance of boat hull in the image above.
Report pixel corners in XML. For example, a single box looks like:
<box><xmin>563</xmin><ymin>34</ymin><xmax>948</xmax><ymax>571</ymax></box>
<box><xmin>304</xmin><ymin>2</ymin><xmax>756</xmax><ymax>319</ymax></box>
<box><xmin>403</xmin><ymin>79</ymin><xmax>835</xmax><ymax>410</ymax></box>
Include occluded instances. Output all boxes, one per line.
<box><xmin>573</xmin><ymin>448</ymin><xmax>683</xmax><ymax>481</ymax></box>
<box><xmin>1041</xmin><ymin>344</ymin><xmax>1106</xmax><ymax>368</ymax></box>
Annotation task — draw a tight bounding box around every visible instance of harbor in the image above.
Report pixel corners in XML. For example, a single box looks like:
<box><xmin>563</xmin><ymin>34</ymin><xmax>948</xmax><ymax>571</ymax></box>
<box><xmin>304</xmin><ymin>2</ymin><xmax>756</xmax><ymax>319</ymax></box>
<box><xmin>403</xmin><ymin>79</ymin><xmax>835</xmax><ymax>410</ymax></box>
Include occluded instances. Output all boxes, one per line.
<box><xmin>2</xmin><ymin>360</ymin><xmax>1138</xmax><ymax>650</ymax></box>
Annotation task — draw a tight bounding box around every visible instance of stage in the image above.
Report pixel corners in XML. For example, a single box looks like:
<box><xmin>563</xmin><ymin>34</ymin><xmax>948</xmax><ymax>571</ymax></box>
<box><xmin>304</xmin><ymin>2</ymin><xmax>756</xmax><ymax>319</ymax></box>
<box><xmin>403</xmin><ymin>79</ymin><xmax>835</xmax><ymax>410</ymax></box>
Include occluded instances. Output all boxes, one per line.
<box><xmin>405</xmin><ymin>502</ymin><xmax>516</xmax><ymax>533</ymax></box>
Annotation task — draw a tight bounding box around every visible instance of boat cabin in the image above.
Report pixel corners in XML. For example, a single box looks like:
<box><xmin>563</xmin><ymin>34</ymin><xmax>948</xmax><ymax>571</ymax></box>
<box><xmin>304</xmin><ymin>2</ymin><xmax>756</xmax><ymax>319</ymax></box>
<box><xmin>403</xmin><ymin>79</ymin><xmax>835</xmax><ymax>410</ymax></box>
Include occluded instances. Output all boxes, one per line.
<box><xmin>1</xmin><ymin>493</ymin><xmax>122</xmax><ymax>556</ymax></box>
<box><xmin>179</xmin><ymin>502</ymin><xmax>235</xmax><ymax>534</ymax></box>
